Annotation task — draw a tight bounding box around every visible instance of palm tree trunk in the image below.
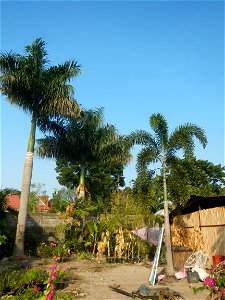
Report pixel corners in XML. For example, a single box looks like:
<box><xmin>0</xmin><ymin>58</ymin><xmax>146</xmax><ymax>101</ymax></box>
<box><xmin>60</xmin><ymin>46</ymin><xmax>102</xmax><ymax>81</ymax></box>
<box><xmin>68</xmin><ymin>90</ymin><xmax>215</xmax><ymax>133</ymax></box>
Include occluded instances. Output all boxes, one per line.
<box><xmin>13</xmin><ymin>116</ymin><xmax>36</xmax><ymax>256</ymax></box>
<box><xmin>162</xmin><ymin>164</ymin><xmax>175</xmax><ymax>276</ymax></box>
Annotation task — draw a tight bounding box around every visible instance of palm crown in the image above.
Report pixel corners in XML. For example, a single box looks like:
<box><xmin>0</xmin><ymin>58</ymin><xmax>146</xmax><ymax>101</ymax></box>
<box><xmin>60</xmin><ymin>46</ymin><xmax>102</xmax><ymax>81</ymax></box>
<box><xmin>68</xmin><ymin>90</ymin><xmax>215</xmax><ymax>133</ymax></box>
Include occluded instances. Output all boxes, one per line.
<box><xmin>130</xmin><ymin>113</ymin><xmax>207</xmax><ymax>172</ymax></box>
<box><xmin>36</xmin><ymin>108</ymin><xmax>132</xmax><ymax>198</ymax></box>
<box><xmin>0</xmin><ymin>38</ymin><xmax>81</xmax><ymax>120</ymax></box>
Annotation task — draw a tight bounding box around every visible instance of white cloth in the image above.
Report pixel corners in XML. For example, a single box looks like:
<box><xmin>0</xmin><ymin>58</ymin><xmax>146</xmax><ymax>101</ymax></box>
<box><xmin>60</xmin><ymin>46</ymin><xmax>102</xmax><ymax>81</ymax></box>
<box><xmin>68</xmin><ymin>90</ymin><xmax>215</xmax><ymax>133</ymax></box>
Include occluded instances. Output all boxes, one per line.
<box><xmin>192</xmin><ymin>265</ymin><xmax>207</xmax><ymax>281</ymax></box>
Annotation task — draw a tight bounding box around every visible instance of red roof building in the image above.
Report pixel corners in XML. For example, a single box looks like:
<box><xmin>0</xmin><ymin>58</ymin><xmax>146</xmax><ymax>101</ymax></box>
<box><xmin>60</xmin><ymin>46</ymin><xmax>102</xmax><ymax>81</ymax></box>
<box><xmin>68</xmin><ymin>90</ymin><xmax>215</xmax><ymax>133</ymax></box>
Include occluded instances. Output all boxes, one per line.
<box><xmin>7</xmin><ymin>194</ymin><xmax>51</xmax><ymax>211</ymax></box>
<box><xmin>7</xmin><ymin>194</ymin><xmax>20</xmax><ymax>210</ymax></box>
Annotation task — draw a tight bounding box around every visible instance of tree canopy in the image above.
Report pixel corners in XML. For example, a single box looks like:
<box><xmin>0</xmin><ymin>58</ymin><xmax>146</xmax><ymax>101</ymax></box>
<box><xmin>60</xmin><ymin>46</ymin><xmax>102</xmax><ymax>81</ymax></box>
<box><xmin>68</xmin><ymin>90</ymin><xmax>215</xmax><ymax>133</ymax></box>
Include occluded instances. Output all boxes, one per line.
<box><xmin>36</xmin><ymin>108</ymin><xmax>131</xmax><ymax>199</ymax></box>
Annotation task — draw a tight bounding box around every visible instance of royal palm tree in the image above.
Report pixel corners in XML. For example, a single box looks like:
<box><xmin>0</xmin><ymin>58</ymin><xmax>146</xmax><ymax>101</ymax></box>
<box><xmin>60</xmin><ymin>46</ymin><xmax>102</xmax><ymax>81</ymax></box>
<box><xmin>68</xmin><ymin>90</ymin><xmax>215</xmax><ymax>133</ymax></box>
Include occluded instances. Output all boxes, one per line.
<box><xmin>0</xmin><ymin>38</ymin><xmax>81</xmax><ymax>255</ymax></box>
<box><xmin>128</xmin><ymin>113</ymin><xmax>207</xmax><ymax>275</ymax></box>
<box><xmin>36</xmin><ymin>108</ymin><xmax>132</xmax><ymax>198</ymax></box>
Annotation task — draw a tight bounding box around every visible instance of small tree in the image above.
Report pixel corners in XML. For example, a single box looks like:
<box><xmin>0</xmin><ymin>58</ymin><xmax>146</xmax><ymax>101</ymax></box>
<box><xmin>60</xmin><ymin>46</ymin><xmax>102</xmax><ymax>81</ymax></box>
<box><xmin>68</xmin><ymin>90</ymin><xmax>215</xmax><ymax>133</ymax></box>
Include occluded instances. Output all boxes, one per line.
<box><xmin>51</xmin><ymin>188</ymin><xmax>75</xmax><ymax>213</ymax></box>
<box><xmin>128</xmin><ymin>112</ymin><xmax>207</xmax><ymax>275</ymax></box>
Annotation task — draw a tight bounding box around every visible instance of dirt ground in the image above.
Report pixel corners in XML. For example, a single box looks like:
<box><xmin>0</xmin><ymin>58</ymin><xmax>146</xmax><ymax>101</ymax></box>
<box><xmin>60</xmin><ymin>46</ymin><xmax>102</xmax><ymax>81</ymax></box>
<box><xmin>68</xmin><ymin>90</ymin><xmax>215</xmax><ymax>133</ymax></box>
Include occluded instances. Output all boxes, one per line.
<box><xmin>1</xmin><ymin>256</ymin><xmax>210</xmax><ymax>300</ymax></box>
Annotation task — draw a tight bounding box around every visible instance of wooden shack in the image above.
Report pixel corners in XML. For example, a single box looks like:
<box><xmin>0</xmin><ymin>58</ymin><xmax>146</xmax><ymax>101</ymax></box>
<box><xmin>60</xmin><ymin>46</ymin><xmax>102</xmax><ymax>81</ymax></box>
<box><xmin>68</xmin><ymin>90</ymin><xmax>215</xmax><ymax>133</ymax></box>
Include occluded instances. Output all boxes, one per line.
<box><xmin>170</xmin><ymin>195</ymin><xmax>225</xmax><ymax>269</ymax></box>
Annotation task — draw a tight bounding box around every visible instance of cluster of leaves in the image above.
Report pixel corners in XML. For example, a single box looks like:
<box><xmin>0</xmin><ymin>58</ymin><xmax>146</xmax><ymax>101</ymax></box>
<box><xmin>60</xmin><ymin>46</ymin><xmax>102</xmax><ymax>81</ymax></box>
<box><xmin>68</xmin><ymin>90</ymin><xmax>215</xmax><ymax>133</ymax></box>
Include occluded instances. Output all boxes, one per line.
<box><xmin>50</xmin><ymin>188</ymin><xmax>75</xmax><ymax>213</ymax></box>
<box><xmin>47</xmin><ymin>189</ymin><xmax>154</xmax><ymax>260</ymax></box>
<box><xmin>193</xmin><ymin>266</ymin><xmax>225</xmax><ymax>299</ymax></box>
<box><xmin>81</xmin><ymin>190</ymin><xmax>157</xmax><ymax>258</ymax></box>
<box><xmin>55</xmin><ymin>159</ymin><xmax>125</xmax><ymax>212</ymax></box>
<box><xmin>168</xmin><ymin>158</ymin><xmax>225</xmax><ymax>206</ymax></box>
<box><xmin>132</xmin><ymin>171</ymin><xmax>164</xmax><ymax>215</ymax></box>
<box><xmin>131</xmin><ymin>157</ymin><xmax>225</xmax><ymax>210</ymax></box>
<box><xmin>37</xmin><ymin>107</ymin><xmax>130</xmax><ymax>201</ymax></box>
<box><xmin>0</xmin><ymin>268</ymin><xmax>47</xmax><ymax>299</ymax></box>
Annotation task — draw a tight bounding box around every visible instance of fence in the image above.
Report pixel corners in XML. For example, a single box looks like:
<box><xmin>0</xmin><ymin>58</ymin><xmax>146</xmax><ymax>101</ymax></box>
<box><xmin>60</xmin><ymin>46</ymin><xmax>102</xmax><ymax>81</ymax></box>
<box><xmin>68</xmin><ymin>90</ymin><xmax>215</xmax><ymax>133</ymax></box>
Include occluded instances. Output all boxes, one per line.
<box><xmin>171</xmin><ymin>206</ymin><xmax>225</xmax><ymax>268</ymax></box>
<box><xmin>6</xmin><ymin>213</ymin><xmax>71</xmax><ymax>243</ymax></box>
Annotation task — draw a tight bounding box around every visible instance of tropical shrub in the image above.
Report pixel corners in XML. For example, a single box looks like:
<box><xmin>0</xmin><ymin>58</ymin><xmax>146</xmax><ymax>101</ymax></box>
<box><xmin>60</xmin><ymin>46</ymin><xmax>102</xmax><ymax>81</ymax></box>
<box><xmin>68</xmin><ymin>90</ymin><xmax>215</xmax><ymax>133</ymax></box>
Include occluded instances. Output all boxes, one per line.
<box><xmin>36</xmin><ymin>241</ymin><xmax>71</xmax><ymax>261</ymax></box>
<box><xmin>64</xmin><ymin>223</ymin><xmax>84</xmax><ymax>253</ymax></box>
<box><xmin>37</xmin><ymin>242</ymin><xmax>57</xmax><ymax>258</ymax></box>
<box><xmin>0</xmin><ymin>265</ymin><xmax>68</xmax><ymax>299</ymax></box>
<box><xmin>0</xmin><ymin>268</ymin><xmax>47</xmax><ymax>298</ymax></box>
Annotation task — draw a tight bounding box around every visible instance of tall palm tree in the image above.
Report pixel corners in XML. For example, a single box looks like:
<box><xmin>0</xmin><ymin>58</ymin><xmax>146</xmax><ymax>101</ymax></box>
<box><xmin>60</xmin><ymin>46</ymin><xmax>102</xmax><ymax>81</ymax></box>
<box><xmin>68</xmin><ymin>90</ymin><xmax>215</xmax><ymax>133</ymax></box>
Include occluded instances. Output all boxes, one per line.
<box><xmin>0</xmin><ymin>38</ymin><xmax>81</xmax><ymax>255</ymax></box>
<box><xmin>128</xmin><ymin>112</ymin><xmax>207</xmax><ymax>276</ymax></box>
<box><xmin>36</xmin><ymin>108</ymin><xmax>132</xmax><ymax>198</ymax></box>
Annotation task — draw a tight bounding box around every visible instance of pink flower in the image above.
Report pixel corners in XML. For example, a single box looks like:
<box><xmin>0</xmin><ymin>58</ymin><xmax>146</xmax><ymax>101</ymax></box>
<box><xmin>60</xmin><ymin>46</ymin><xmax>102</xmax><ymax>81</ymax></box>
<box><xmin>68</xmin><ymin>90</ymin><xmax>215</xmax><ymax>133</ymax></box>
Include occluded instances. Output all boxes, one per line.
<box><xmin>46</xmin><ymin>290</ymin><xmax>54</xmax><ymax>300</ymax></box>
<box><xmin>51</xmin><ymin>265</ymin><xmax>57</xmax><ymax>271</ymax></box>
<box><xmin>204</xmin><ymin>276</ymin><xmax>216</xmax><ymax>287</ymax></box>
<box><xmin>55</xmin><ymin>257</ymin><xmax>61</xmax><ymax>262</ymax></box>
<box><xmin>33</xmin><ymin>285</ymin><xmax>40</xmax><ymax>294</ymax></box>
<box><xmin>50</xmin><ymin>272</ymin><xmax>58</xmax><ymax>281</ymax></box>
<box><xmin>222</xmin><ymin>289</ymin><xmax>225</xmax><ymax>297</ymax></box>
<box><xmin>212</xmin><ymin>286</ymin><xmax>219</xmax><ymax>292</ymax></box>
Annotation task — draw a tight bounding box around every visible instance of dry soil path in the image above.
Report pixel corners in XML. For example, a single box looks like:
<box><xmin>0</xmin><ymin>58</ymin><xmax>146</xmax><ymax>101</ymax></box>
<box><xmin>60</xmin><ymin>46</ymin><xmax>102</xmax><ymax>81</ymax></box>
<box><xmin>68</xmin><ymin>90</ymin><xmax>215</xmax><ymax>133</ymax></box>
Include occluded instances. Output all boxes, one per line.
<box><xmin>1</xmin><ymin>257</ymin><xmax>209</xmax><ymax>300</ymax></box>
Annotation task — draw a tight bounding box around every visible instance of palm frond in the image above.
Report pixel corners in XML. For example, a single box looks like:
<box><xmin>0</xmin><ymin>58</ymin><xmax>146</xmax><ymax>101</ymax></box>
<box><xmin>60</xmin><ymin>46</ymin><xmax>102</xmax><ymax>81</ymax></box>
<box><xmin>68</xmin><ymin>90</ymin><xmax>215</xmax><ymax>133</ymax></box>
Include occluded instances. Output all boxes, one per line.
<box><xmin>99</xmin><ymin>137</ymin><xmax>132</xmax><ymax>165</ymax></box>
<box><xmin>127</xmin><ymin>130</ymin><xmax>157</xmax><ymax>147</ymax></box>
<box><xmin>169</xmin><ymin>123</ymin><xmax>207</xmax><ymax>156</ymax></box>
<box><xmin>25</xmin><ymin>37</ymin><xmax>48</xmax><ymax>66</ymax></box>
<box><xmin>35</xmin><ymin>136</ymin><xmax>59</xmax><ymax>159</ymax></box>
<box><xmin>0</xmin><ymin>51</ymin><xmax>19</xmax><ymax>73</ymax></box>
<box><xmin>1</xmin><ymin>38</ymin><xmax>81</xmax><ymax>120</ymax></box>
<box><xmin>37</xmin><ymin>117</ymin><xmax>67</xmax><ymax>135</ymax></box>
<box><xmin>136</xmin><ymin>147</ymin><xmax>159</xmax><ymax>173</ymax></box>
<box><xmin>46</xmin><ymin>60</ymin><xmax>81</xmax><ymax>83</ymax></box>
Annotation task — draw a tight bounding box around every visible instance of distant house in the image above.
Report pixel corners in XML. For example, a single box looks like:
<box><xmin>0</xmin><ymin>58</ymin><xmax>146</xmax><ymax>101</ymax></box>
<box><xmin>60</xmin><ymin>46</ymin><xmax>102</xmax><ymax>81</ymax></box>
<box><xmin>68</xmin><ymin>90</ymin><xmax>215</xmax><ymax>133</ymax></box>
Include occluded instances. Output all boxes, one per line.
<box><xmin>7</xmin><ymin>193</ymin><xmax>52</xmax><ymax>212</ymax></box>
<box><xmin>7</xmin><ymin>194</ymin><xmax>20</xmax><ymax>210</ymax></box>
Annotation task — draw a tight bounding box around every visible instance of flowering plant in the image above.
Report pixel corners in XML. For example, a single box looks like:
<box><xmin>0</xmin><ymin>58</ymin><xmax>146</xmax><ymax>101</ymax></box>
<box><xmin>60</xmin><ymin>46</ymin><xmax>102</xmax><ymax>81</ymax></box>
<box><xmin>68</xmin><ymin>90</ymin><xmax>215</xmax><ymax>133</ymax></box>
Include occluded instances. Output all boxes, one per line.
<box><xmin>37</xmin><ymin>241</ymin><xmax>71</xmax><ymax>261</ymax></box>
<box><xmin>193</xmin><ymin>266</ymin><xmax>225</xmax><ymax>299</ymax></box>
<box><xmin>37</xmin><ymin>242</ymin><xmax>57</xmax><ymax>258</ymax></box>
<box><xmin>39</xmin><ymin>265</ymin><xmax>67</xmax><ymax>300</ymax></box>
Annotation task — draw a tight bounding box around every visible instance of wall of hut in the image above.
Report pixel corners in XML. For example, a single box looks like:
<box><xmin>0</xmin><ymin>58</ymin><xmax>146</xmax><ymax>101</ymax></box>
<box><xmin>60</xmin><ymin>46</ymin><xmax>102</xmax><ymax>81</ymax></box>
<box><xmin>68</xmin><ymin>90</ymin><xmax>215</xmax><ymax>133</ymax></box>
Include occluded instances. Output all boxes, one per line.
<box><xmin>171</xmin><ymin>206</ymin><xmax>225</xmax><ymax>269</ymax></box>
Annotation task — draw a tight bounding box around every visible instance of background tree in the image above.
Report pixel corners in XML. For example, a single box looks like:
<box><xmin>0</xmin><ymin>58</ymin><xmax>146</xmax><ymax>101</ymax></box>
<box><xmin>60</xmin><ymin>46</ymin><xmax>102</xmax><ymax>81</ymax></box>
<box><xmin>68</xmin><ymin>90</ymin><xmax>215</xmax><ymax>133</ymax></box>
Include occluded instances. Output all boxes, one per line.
<box><xmin>132</xmin><ymin>170</ymin><xmax>164</xmax><ymax>214</ymax></box>
<box><xmin>0</xmin><ymin>38</ymin><xmax>81</xmax><ymax>255</ymax></box>
<box><xmin>168</xmin><ymin>158</ymin><xmax>225</xmax><ymax>206</ymax></box>
<box><xmin>28</xmin><ymin>183</ymin><xmax>47</xmax><ymax>212</ymax></box>
<box><xmin>55</xmin><ymin>159</ymin><xmax>125</xmax><ymax>212</ymax></box>
<box><xmin>128</xmin><ymin>112</ymin><xmax>207</xmax><ymax>275</ymax></box>
<box><xmin>50</xmin><ymin>188</ymin><xmax>75</xmax><ymax>213</ymax></box>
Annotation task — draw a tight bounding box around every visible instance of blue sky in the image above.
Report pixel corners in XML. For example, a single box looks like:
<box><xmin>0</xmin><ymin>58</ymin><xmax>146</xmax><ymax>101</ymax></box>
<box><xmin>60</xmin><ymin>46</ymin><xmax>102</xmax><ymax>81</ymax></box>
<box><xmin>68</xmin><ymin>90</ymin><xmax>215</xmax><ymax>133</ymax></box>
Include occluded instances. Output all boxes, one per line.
<box><xmin>1</xmin><ymin>1</ymin><xmax>224</xmax><ymax>196</ymax></box>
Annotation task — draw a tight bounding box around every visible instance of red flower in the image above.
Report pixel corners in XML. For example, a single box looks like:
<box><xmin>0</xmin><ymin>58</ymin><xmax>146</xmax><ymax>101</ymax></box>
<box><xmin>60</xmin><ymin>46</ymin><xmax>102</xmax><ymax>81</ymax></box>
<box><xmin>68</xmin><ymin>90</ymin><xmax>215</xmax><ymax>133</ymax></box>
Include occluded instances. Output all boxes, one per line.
<box><xmin>33</xmin><ymin>285</ymin><xmax>40</xmax><ymax>294</ymax></box>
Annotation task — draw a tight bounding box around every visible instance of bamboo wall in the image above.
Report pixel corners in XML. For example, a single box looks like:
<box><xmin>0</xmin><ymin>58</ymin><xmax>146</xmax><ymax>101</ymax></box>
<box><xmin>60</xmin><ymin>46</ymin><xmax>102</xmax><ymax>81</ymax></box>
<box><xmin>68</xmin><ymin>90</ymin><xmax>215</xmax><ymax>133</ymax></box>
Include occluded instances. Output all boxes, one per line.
<box><xmin>171</xmin><ymin>206</ymin><xmax>225</xmax><ymax>268</ymax></box>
